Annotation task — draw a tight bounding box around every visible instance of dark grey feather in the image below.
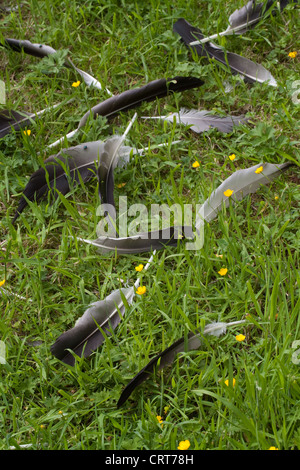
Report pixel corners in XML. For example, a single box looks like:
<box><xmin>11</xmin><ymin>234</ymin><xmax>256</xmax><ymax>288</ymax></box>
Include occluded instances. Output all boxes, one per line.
<box><xmin>50</xmin><ymin>287</ymin><xmax>135</xmax><ymax>366</ymax></box>
<box><xmin>173</xmin><ymin>18</ymin><xmax>277</xmax><ymax>86</ymax></box>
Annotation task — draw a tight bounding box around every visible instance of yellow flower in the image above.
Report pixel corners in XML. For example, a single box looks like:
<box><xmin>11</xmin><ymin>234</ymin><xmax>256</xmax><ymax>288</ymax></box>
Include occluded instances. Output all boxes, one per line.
<box><xmin>156</xmin><ymin>415</ymin><xmax>163</xmax><ymax>427</ymax></box>
<box><xmin>288</xmin><ymin>51</ymin><xmax>297</xmax><ymax>59</ymax></box>
<box><xmin>40</xmin><ymin>424</ymin><xmax>45</xmax><ymax>429</ymax></box>
<box><xmin>223</xmin><ymin>189</ymin><xmax>233</xmax><ymax>197</ymax></box>
<box><xmin>23</xmin><ymin>129</ymin><xmax>31</xmax><ymax>136</ymax></box>
<box><xmin>274</xmin><ymin>196</ymin><xmax>279</xmax><ymax>200</ymax></box>
<box><xmin>136</xmin><ymin>285</ymin><xmax>146</xmax><ymax>295</ymax></box>
<box><xmin>236</xmin><ymin>334</ymin><xmax>246</xmax><ymax>342</ymax></box>
<box><xmin>135</xmin><ymin>264</ymin><xmax>144</xmax><ymax>272</ymax></box>
<box><xmin>218</xmin><ymin>268</ymin><xmax>228</xmax><ymax>276</ymax></box>
<box><xmin>268</xmin><ymin>446</ymin><xmax>279</xmax><ymax>450</ymax></box>
<box><xmin>117</xmin><ymin>182</ymin><xmax>126</xmax><ymax>188</ymax></box>
<box><xmin>255</xmin><ymin>166</ymin><xmax>263</xmax><ymax>174</ymax></box>
<box><xmin>224</xmin><ymin>378</ymin><xmax>236</xmax><ymax>387</ymax></box>
<box><xmin>228</xmin><ymin>153</ymin><xmax>236</xmax><ymax>161</ymax></box>
<box><xmin>177</xmin><ymin>440</ymin><xmax>191</xmax><ymax>450</ymax></box>
<box><xmin>72</xmin><ymin>80</ymin><xmax>81</xmax><ymax>87</ymax></box>
<box><xmin>192</xmin><ymin>161</ymin><xmax>200</xmax><ymax>168</ymax></box>
<box><xmin>215</xmin><ymin>253</ymin><xmax>223</xmax><ymax>258</ymax></box>
<box><xmin>0</xmin><ymin>279</ymin><xmax>5</xmax><ymax>288</ymax></box>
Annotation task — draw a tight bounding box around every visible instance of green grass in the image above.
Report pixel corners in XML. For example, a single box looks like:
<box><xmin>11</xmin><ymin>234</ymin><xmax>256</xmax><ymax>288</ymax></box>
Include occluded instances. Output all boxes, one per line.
<box><xmin>0</xmin><ymin>0</ymin><xmax>299</xmax><ymax>450</ymax></box>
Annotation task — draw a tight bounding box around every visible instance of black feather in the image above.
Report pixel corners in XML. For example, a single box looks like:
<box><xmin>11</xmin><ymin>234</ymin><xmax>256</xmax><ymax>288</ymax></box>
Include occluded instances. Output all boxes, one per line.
<box><xmin>77</xmin><ymin>76</ymin><xmax>204</xmax><ymax>129</ymax></box>
<box><xmin>0</xmin><ymin>109</ymin><xmax>36</xmax><ymax>138</ymax></box>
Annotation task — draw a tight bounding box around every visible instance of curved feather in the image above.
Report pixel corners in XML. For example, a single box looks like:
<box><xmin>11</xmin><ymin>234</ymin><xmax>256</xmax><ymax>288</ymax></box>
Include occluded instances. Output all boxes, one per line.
<box><xmin>197</xmin><ymin>161</ymin><xmax>294</xmax><ymax>228</ymax></box>
<box><xmin>78</xmin><ymin>226</ymin><xmax>195</xmax><ymax>254</ymax></box>
<box><xmin>173</xmin><ymin>18</ymin><xmax>277</xmax><ymax>87</ymax></box>
<box><xmin>117</xmin><ymin>320</ymin><xmax>245</xmax><ymax>407</ymax></box>
<box><xmin>12</xmin><ymin>138</ymin><xmax>124</xmax><ymax>223</ymax></box>
<box><xmin>50</xmin><ymin>287</ymin><xmax>135</xmax><ymax>366</ymax></box>
<box><xmin>142</xmin><ymin>108</ymin><xmax>247</xmax><ymax>134</ymax></box>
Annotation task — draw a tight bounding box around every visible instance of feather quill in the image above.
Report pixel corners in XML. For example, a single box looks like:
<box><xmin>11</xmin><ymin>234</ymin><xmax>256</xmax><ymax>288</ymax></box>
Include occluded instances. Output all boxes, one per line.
<box><xmin>173</xmin><ymin>18</ymin><xmax>277</xmax><ymax>86</ymax></box>
<box><xmin>117</xmin><ymin>320</ymin><xmax>245</xmax><ymax>407</ymax></box>
<box><xmin>142</xmin><ymin>108</ymin><xmax>247</xmax><ymax>134</ymax></box>
<box><xmin>2</xmin><ymin>38</ymin><xmax>110</xmax><ymax>93</ymax></box>
<box><xmin>47</xmin><ymin>76</ymin><xmax>204</xmax><ymax>148</ymax></box>
<box><xmin>190</xmin><ymin>0</ymin><xmax>299</xmax><ymax>45</ymax></box>
<box><xmin>196</xmin><ymin>161</ymin><xmax>293</xmax><ymax>228</ymax></box>
<box><xmin>51</xmin><ymin>251</ymin><xmax>156</xmax><ymax>366</ymax></box>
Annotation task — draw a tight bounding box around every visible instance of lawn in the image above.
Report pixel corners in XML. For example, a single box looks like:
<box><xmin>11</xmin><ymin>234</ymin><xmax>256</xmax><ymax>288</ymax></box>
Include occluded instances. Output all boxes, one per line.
<box><xmin>0</xmin><ymin>0</ymin><xmax>299</xmax><ymax>451</ymax></box>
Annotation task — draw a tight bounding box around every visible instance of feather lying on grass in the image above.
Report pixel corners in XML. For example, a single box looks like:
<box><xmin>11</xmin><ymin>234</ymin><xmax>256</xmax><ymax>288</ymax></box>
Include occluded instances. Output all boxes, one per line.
<box><xmin>173</xmin><ymin>18</ymin><xmax>277</xmax><ymax>87</ymax></box>
<box><xmin>77</xmin><ymin>226</ymin><xmax>195</xmax><ymax>254</ymax></box>
<box><xmin>117</xmin><ymin>320</ymin><xmax>246</xmax><ymax>407</ymax></box>
<box><xmin>0</xmin><ymin>103</ymin><xmax>61</xmax><ymax>138</ymax></box>
<box><xmin>2</xmin><ymin>38</ymin><xmax>110</xmax><ymax>93</ymax></box>
<box><xmin>196</xmin><ymin>161</ymin><xmax>294</xmax><ymax>229</ymax></box>
<box><xmin>50</xmin><ymin>252</ymin><xmax>156</xmax><ymax>366</ymax></box>
<box><xmin>81</xmin><ymin>161</ymin><xmax>293</xmax><ymax>254</ymax></box>
<box><xmin>142</xmin><ymin>108</ymin><xmax>248</xmax><ymax>134</ymax></box>
<box><xmin>189</xmin><ymin>0</ymin><xmax>299</xmax><ymax>45</ymax></box>
<box><xmin>47</xmin><ymin>76</ymin><xmax>204</xmax><ymax>148</ymax></box>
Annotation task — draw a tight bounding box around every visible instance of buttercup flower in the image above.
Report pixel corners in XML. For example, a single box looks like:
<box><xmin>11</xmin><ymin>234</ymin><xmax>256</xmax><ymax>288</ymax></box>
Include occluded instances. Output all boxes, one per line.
<box><xmin>136</xmin><ymin>285</ymin><xmax>146</xmax><ymax>295</ymax></box>
<box><xmin>218</xmin><ymin>268</ymin><xmax>228</xmax><ymax>276</ymax></box>
<box><xmin>135</xmin><ymin>264</ymin><xmax>144</xmax><ymax>272</ymax></box>
<box><xmin>236</xmin><ymin>334</ymin><xmax>246</xmax><ymax>342</ymax></box>
<box><xmin>255</xmin><ymin>166</ymin><xmax>263</xmax><ymax>174</ymax></box>
<box><xmin>275</xmin><ymin>196</ymin><xmax>279</xmax><ymax>200</ymax></box>
<box><xmin>223</xmin><ymin>189</ymin><xmax>233</xmax><ymax>197</ymax></box>
<box><xmin>228</xmin><ymin>154</ymin><xmax>236</xmax><ymax>161</ymax></box>
<box><xmin>117</xmin><ymin>182</ymin><xmax>126</xmax><ymax>188</ymax></box>
<box><xmin>288</xmin><ymin>51</ymin><xmax>297</xmax><ymax>58</ymax></box>
<box><xmin>0</xmin><ymin>279</ymin><xmax>5</xmax><ymax>288</ymax></box>
<box><xmin>72</xmin><ymin>80</ymin><xmax>81</xmax><ymax>87</ymax></box>
<box><xmin>23</xmin><ymin>129</ymin><xmax>31</xmax><ymax>136</ymax></box>
<box><xmin>224</xmin><ymin>378</ymin><xmax>236</xmax><ymax>387</ymax></box>
<box><xmin>178</xmin><ymin>440</ymin><xmax>191</xmax><ymax>450</ymax></box>
<box><xmin>156</xmin><ymin>415</ymin><xmax>163</xmax><ymax>427</ymax></box>
<box><xmin>192</xmin><ymin>161</ymin><xmax>200</xmax><ymax>168</ymax></box>
<box><xmin>268</xmin><ymin>446</ymin><xmax>279</xmax><ymax>450</ymax></box>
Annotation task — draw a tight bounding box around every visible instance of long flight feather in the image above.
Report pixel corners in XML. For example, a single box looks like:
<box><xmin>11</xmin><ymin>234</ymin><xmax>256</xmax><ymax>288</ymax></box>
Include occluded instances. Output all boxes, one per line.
<box><xmin>50</xmin><ymin>251</ymin><xmax>156</xmax><ymax>366</ymax></box>
<box><xmin>50</xmin><ymin>286</ymin><xmax>135</xmax><ymax>366</ymax></box>
<box><xmin>173</xmin><ymin>18</ymin><xmax>277</xmax><ymax>87</ymax></box>
<box><xmin>2</xmin><ymin>38</ymin><xmax>110</xmax><ymax>93</ymax></box>
<box><xmin>190</xmin><ymin>0</ymin><xmax>299</xmax><ymax>45</ymax></box>
<box><xmin>142</xmin><ymin>108</ymin><xmax>248</xmax><ymax>134</ymax></box>
<box><xmin>196</xmin><ymin>161</ymin><xmax>294</xmax><ymax>229</ymax></box>
<box><xmin>77</xmin><ymin>226</ymin><xmax>195</xmax><ymax>254</ymax></box>
<box><xmin>47</xmin><ymin>76</ymin><xmax>204</xmax><ymax>148</ymax></box>
<box><xmin>117</xmin><ymin>320</ymin><xmax>245</xmax><ymax>407</ymax></box>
